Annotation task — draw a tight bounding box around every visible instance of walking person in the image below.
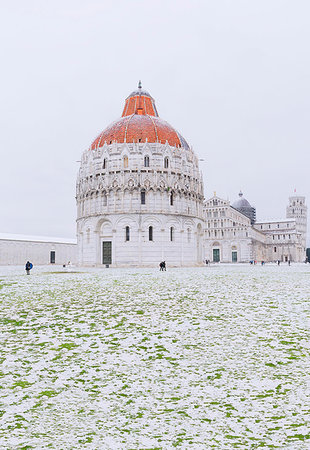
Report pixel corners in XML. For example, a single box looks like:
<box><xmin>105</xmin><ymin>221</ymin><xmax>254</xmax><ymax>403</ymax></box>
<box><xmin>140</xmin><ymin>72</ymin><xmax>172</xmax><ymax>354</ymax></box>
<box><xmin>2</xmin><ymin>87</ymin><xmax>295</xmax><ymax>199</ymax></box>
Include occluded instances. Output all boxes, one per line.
<box><xmin>25</xmin><ymin>261</ymin><xmax>33</xmax><ymax>275</ymax></box>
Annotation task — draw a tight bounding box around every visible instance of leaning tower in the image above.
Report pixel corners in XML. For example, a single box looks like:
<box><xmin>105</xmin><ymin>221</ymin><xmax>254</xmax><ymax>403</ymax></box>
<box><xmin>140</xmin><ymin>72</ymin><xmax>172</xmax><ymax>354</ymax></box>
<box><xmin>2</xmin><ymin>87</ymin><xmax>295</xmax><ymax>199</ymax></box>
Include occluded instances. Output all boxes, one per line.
<box><xmin>286</xmin><ymin>194</ymin><xmax>307</xmax><ymax>251</ymax></box>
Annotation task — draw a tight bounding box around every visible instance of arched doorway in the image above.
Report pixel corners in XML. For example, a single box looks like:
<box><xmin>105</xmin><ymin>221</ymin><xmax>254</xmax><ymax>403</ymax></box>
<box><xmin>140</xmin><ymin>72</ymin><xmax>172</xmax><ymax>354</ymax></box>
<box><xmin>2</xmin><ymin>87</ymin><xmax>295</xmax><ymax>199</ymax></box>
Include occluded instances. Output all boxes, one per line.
<box><xmin>212</xmin><ymin>242</ymin><xmax>221</xmax><ymax>262</ymax></box>
<box><xmin>232</xmin><ymin>245</ymin><xmax>238</xmax><ymax>262</ymax></box>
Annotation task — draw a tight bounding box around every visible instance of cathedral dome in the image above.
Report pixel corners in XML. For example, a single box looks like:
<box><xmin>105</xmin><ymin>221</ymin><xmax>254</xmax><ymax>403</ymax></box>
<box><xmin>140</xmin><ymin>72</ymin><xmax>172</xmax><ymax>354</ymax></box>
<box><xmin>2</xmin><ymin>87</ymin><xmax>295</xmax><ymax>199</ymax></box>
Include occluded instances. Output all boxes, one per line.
<box><xmin>90</xmin><ymin>82</ymin><xmax>190</xmax><ymax>150</ymax></box>
<box><xmin>232</xmin><ymin>191</ymin><xmax>256</xmax><ymax>224</ymax></box>
<box><xmin>232</xmin><ymin>191</ymin><xmax>252</xmax><ymax>209</ymax></box>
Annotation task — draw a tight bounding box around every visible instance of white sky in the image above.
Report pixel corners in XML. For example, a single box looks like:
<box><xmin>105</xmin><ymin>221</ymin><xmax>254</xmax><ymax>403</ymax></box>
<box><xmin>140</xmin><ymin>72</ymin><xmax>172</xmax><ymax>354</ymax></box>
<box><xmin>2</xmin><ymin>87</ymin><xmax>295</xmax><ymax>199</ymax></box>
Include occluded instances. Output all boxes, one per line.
<box><xmin>0</xmin><ymin>0</ymin><xmax>309</xmax><ymax>243</ymax></box>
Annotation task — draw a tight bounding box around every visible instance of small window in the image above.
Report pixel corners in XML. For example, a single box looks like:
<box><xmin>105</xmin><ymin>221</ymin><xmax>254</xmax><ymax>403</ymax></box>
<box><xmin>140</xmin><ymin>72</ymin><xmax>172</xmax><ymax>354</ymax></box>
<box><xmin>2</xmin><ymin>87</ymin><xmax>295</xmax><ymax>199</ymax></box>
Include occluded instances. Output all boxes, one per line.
<box><xmin>144</xmin><ymin>156</ymin><xmax>150</xmax><ymax>167</ymax></box>
<box><xmin>170</xmin><ymin>192</ymin><xmax>174</xmax><ymax>206</ymax></box>
<box><xmin>278</xmin><ymin>235</ymin><xmax>280</xmax><ymax>240</ymax></box>
<box><xmin>149</xmin><ymin>226</ymin><xmax>153</xmax><ymax>241</ymax></box>
<box><xmin>170</xmin><ymin>227</ymin><xmax>174</xmax><ymax>241</ymax></box>
<box><xmin>164</xmin><ymin>157</ymin><xmax>169</xmax><ymax>169</ymax></box>
<box><xmin>50</xmin><ymin>251</ymin><xmax>55</xmax><ymax>264</ymax></box>
<box><xmin>123</xmin><ymin>156</ymin><xmax>128</xmax><ymax>168</ymax></box>
<box><xmin>274</xmin><ymin>246</ymin><xmax>277</xmax><ymax>252</ymax></box>
<box><xmin>289</xmin><ymin>234</ymin><xmax>291</xmax><ymax>239</ymax></box>
<box><xmin>187</xmin><ymin>228</ymin><xmax>191</xmax><ymax>242</ymax></box>
<box><xmin>277</xmin><ymin>224</ymin><xmax>279</xmax><ymax>228</ymax></box>
<box><xmin>141</xmin><ymin>190</ymin><xmax>146</xmax><ymax>205</ymax></box>
<box><xmin>103</xmin><ymin>158</ymin><xmax>106</xmax><ymax>169</ymax></box>
<box><xmin>125</xmin><ymin>226</ymin><xmax>130</xmax><ymax>241</ymax></box>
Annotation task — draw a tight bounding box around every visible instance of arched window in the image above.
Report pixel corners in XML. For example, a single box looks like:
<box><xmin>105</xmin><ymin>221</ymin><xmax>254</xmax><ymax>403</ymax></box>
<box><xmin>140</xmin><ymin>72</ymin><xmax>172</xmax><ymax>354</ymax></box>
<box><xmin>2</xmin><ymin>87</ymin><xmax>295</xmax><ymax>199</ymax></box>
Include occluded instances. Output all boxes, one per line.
<box><xmin>141</xmin><ymin>190</ymin><xmax>146</xmax><ymax>205</ymax></box>
<box><xmin>164</xmin><ymin>157</ymin><xmax>169</xmax><ymax>169</ymax></box>
<box><xmin>187</xmin><ymin>228</ymin><xmax>191</xmax><ymax>242</ymax></box>
<box><xmin>170</xmin><ymin>226</ymin><xmax>174</xmax><ymax>242</ymax></box>
<box><xmin>144</xmin><ymin>156</ymin><xmax>150</xmax><ymax>167</ymax></box>
<box><xmin>103</xmin><ymin>158</ymin><xmax>106</xmax><ymax>169</ymax></box>
<box><xmin>123</xmin><ymin>156</ymin><xmax>128</xmax><ymax>168</ymax></box>
<box><xmin>102</xmin><ymin>194</ymin><xmax>107</xmax><ymax>206</ymax></box>
<box><xmin>125</xmin><ymin>226</ymin><xmax>130</xmax><ymax>241</ymax></box>
<box><xmin>149</xmin><ymin>226</ymin><xmax>153</xmax><ymax>241</ymax></box>
<box><xmin>170</xmin><ymin>192</ymin><xmax>174</xmax><ymax>206</ymax></box>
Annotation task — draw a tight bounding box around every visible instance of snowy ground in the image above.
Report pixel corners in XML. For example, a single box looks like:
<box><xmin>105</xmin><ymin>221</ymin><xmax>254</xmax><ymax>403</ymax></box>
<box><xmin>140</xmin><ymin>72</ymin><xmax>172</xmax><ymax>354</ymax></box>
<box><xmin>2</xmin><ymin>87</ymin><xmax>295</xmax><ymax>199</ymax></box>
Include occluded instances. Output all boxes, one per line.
<box><xmin>0</xmin><ymin>264</ymin><xmax>310</xmax><ymax>449</ymax></box>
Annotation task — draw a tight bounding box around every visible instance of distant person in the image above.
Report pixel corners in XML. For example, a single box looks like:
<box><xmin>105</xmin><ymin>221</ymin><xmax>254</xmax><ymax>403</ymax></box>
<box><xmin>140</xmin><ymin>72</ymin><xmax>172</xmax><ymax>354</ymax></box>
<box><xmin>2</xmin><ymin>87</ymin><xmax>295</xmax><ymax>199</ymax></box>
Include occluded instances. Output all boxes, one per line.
<box><xmin>277</xmin><ymin>260</ymin><xmax>280</xmax><ymax>266</ymax></box>
<box><xmin>25</xmin><ymin>261</ymin><xmax>33</xmax><ymax>275</ymax></box>
<box><xmin>159</xmin><ymin>261</ymin><xmax>166</xmax><ymax>271</ymax></box>
<box><xmin>288</xmin><ymin>260</ymin><xmax>291</xmax><ymax>266</ymax></box>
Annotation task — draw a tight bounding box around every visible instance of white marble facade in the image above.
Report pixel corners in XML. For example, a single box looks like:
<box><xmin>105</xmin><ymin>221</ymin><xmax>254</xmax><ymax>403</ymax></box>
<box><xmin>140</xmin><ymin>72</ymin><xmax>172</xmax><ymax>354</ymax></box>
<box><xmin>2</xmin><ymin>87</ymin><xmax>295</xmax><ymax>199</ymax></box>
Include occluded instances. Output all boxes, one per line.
<box><xmin>204</xmin><ymin>194</ymin><xmax>306</xmax><ymax>263</ymax></box>
<box><xmin>76</xmin><ymin>141</ymin><xmax>205</xmax><ymax>266</ymax></box>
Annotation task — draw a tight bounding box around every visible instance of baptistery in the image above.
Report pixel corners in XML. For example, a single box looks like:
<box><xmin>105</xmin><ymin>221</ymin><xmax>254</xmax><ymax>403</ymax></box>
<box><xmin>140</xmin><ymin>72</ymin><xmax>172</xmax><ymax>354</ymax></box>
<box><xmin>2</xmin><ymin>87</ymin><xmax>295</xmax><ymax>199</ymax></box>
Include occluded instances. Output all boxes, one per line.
<box><xmin>76</xmin><ymin>83</ymin><xmax>205</xmax><ymax>266</ymax></box>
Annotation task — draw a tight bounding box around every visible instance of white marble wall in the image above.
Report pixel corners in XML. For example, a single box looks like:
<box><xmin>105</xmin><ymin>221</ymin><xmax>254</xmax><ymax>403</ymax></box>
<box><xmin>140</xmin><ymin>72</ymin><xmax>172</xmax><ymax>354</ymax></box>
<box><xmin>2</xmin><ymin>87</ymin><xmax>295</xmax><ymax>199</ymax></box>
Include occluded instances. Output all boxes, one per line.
<box><xmin>77</xmin><ymin>141</ymin><xmax>205</xmax><ymax>266</ymax></box>
<box><xmin>0</xmin><ymin>239</ymin><xmax>77</xmax><ymax>265</ymax></box>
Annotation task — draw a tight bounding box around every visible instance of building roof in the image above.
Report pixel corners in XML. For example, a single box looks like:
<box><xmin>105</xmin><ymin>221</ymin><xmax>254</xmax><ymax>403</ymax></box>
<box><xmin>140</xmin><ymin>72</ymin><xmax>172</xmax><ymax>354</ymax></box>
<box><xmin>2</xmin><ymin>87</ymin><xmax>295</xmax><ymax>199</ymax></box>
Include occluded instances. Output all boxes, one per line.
<box><xmin>0</xmin><ymin>233</ymin><xmax>77</xmax><ymax>244</ymax></box>
<box><xmin>255</xmin><ymin>218</ymin><xmax>295</xmax><ymax>224</ymax></box>
<box><xmin>90</xmin><ymin>82</ymin><xmax>190</xmax><ymax>150</ymax></box>
<box><xmin>232</xmin><ymin>191</ymin><xmax>253</xmax><ymax>209</ymax></box>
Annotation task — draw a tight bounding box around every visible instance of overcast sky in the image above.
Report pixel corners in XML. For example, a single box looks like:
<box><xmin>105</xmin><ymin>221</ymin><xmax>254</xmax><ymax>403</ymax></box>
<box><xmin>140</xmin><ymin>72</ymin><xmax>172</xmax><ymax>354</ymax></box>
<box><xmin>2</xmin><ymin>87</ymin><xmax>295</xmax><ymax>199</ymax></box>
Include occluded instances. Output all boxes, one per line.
<box><xmin>1</xmin><ymin>0</ymin><xmax>309</xmax><ymax>242</ymax></box>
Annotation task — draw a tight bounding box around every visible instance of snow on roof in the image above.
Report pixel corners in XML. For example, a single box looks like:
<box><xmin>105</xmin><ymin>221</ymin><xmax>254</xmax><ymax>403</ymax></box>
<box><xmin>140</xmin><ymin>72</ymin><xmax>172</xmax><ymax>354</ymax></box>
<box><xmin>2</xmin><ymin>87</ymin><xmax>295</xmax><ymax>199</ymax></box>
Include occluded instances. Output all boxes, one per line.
<box><xmin>255</xmin><ymin>218</ymin><xmax>295</xmax><ymax>224</ymax></box>
<box><xmin>0</xmin><ymin>233</ymin><xmax>77</xmax><ymax>244</ymax></box>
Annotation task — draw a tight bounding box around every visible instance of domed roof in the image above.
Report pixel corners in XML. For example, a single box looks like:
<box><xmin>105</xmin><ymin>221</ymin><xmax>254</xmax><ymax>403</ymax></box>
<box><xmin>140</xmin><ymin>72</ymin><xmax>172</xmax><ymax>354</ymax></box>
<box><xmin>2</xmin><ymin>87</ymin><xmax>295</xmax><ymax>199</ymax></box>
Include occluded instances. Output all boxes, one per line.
<box><xmin>90</xmin><ymin>82</ymin><xmax>190</xmax><ymax>150</ymax></box>
<box><xmin>232</xmin><ymin>191</ymin><xmax>256</xmax><ymax>224</ymax></box>
<box><xmin>232</xmin><ymin>191</ymin><xmax>252</xmax><ymax>209</ymax></box>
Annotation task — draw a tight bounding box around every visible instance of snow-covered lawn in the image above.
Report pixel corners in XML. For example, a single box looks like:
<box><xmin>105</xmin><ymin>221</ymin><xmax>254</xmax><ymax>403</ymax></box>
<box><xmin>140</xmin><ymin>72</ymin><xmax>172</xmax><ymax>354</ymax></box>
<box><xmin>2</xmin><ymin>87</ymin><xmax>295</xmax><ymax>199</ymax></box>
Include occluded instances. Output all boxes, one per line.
<box><xmin>0</xmin><ymin>264</ymin><xmax>309</xmax><ymax>448</ymax></box>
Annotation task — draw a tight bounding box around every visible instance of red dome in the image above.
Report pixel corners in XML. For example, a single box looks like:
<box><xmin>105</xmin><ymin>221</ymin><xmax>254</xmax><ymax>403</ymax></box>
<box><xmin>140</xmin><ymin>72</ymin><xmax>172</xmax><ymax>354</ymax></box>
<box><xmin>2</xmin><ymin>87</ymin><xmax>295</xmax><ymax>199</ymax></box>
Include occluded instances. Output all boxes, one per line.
<box><xmin>90</xmin><ymin>83</ymin><xmax>189</xmax><ymax>150</ymax></box>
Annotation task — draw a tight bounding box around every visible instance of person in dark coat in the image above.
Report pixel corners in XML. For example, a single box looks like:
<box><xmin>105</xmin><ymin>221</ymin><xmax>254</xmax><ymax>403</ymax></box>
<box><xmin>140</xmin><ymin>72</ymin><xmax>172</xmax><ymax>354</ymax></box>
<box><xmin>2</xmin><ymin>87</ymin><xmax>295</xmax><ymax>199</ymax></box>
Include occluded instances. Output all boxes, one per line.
<box><xmin>25</xmin><ymin>261</ymin><xmax>32</xmax><ymax>275</ymax></box>
<box><xmin>159</xmin><ymin>261</ymin><xmax>167</xmax><ymax>271</ymax></box>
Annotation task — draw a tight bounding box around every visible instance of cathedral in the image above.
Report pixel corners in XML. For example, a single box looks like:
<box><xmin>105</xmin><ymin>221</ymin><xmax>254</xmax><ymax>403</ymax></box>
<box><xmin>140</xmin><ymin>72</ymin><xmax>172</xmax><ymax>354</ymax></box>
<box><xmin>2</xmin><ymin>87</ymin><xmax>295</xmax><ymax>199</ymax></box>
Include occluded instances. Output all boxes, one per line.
<box><xmin>76</xmin><ymin>84</ymin><xmax>307</xmax><ymax>266</ymax></box>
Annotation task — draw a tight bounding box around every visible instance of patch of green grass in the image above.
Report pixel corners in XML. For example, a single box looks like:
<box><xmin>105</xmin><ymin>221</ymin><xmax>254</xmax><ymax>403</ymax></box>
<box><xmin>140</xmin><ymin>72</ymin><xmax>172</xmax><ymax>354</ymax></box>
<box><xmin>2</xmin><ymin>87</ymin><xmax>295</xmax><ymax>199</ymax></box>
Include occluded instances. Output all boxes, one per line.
<box><xmin>37</xmin><ymin>390</ymin><xmax>58</xmax><ymax>398</ymax></box>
